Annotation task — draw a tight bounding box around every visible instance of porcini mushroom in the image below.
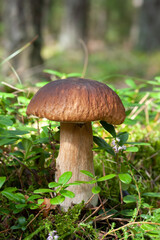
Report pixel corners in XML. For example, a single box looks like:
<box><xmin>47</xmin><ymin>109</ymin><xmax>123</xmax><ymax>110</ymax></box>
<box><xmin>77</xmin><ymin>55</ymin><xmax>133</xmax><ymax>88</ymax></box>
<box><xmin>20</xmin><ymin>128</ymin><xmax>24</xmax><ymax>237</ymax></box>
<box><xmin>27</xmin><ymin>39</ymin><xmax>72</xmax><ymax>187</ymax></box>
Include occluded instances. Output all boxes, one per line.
<box><xmin>27</xmin><ymin>78</ymin><xmax>125</xmax><ymax>210</ymax></box>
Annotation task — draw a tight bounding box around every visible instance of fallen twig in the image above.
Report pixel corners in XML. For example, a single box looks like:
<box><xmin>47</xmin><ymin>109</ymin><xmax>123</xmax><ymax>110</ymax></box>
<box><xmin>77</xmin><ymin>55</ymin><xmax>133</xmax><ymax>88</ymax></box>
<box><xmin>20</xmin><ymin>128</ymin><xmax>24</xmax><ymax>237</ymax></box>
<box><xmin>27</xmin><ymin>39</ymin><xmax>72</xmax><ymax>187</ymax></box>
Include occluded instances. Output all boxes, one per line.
<box><xmin>100</xmin><ymin>221</ymin><xmax>160</xmax><ymax>239</ymax></box>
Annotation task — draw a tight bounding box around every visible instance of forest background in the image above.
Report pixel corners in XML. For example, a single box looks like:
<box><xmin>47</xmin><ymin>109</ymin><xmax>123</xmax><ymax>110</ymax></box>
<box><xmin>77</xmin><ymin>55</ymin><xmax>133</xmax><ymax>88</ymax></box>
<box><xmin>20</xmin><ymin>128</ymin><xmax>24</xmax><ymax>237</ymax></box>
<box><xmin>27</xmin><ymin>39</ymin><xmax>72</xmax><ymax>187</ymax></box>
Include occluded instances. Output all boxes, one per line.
<box><xmin>1</xmin><ymin>0</ymin><xmax>160</xmax><ymax>86</ymax></box>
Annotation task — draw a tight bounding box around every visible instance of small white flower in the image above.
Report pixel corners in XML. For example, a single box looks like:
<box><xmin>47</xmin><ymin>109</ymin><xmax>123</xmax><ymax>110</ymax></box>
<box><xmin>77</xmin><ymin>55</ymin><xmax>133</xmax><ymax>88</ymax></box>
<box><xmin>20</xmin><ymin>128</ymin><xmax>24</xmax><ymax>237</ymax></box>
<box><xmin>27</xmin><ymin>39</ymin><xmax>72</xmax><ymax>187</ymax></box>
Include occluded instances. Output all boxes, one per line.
<box><xmin>113</xmin><ymin>145</ymin><xmax>119</xmax><ymax>153</ymax></box>
<box><xmin>116</xmin><ymin>137</ymin><xmax>120</xmax><ymax>142</ymax></box>
<box><xmin>47</xmin><ymin>231</ymin><xmax>59</xmax><ymax>240</ymax></box>
<box><xmin>54</xmin><ymin>235</ymin><xmax>59</xmax><ymax>240</ymax></box>
<box><xmin>111</xmin><ymin>137</ymin><xmax>126</xmax><ymax>153</ymax></box>
<box><xmin>122</xmin><ymin>146</ymin><xmax>126</xmax><ymax>150</ymax></box>
<box><xmin>47</xmin><ymin>236</ymin><xmax>53</xmax><ymax>240</ymax></box>
<box><xmin>112</xmin><ymin>143</ymin><xmax>126</xmax><ymax>153</ymax></box>
<box><xmin>118</xmin><ymin>146</ymin><xmax>123</xmax><ymax>150</ymax></box>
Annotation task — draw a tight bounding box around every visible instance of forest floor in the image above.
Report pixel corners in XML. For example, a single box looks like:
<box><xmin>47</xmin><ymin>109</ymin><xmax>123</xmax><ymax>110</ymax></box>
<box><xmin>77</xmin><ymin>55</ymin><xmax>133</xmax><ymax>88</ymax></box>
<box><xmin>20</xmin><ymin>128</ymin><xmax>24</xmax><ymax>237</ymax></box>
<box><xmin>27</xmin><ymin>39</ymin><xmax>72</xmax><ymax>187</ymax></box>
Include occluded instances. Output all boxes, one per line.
<box><xmin>1</xmin><ymin>42</ymin><xmax>160</xmax><ymax>239</ymax></box>
<box><xmin>1</xmin><ymin>42</ymin><xmax>160</xmax><ymax>89</ymax></box>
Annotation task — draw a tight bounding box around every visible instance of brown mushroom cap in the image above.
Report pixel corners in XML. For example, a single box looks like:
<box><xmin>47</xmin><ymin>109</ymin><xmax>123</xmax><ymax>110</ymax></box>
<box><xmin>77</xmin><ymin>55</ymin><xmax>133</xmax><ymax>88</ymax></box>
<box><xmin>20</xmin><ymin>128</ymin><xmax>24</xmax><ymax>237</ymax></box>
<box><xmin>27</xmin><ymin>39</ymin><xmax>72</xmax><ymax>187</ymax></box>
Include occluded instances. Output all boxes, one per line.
<box><xmin>27</xmin><ymin>78</ymin><xmax>125</xmax><ymax>125</ymax></box>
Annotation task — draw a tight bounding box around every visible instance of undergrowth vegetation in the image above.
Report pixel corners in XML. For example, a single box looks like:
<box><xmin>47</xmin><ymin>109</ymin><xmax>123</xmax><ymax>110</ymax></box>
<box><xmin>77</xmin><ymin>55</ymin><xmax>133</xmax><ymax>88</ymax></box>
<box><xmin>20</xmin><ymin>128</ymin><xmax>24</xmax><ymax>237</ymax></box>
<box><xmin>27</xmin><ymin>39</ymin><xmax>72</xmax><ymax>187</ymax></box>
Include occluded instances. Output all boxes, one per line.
<box><xmin>0</xmin><ymin>69</ymin><xmax>160</xmax><ymax>239</ymax></box>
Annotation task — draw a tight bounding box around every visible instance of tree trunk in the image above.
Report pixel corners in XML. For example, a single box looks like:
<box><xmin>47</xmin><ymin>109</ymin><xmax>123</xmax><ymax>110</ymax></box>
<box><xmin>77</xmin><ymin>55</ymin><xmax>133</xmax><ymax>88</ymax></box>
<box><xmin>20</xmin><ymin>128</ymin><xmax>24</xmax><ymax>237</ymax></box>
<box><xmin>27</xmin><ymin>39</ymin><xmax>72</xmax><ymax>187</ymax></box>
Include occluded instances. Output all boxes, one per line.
<box><xmin>137</xmin><ymin>0</ymin><xmax>160</xmax><ymax>51</ymax></box>
<box><xmin>3</xmin><ymin>0</ymin><xmax>49</xmax><ymax>82</ymax></box>
<box><xmin>59</xmin><ymin>0</ymin><xmax>90</xmax><ymax>49</ymax></box>
<box><xmin>29</xmin><ymin>0</ymin><xmax>45</xmax><ymax>67</ymax></box>
<box><xmin>3</xmin><ymin>0</ymin><xmax>31</xmax><ymax>70</ymax></box>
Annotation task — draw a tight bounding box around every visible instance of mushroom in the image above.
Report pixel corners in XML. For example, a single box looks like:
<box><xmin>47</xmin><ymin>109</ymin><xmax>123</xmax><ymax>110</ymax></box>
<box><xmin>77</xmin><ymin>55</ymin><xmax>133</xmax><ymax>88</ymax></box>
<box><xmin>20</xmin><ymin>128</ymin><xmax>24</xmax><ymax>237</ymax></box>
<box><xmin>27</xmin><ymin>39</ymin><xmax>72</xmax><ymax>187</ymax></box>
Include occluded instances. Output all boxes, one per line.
<box><xmin>26</xmin><ymin>77</ymin><xmax>125</xmax><ymax>210</ymax></box>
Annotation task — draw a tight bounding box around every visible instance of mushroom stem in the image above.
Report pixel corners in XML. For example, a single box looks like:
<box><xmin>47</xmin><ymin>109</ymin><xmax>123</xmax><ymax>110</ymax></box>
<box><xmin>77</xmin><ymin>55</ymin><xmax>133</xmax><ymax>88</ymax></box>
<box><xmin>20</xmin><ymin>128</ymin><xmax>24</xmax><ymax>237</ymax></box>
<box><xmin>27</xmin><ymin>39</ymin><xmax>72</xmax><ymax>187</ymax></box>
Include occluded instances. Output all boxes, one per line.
<box><xmin>56</xmin><ymin>122</ymin><xmax>98</xmax><ymax>210</ymax></box>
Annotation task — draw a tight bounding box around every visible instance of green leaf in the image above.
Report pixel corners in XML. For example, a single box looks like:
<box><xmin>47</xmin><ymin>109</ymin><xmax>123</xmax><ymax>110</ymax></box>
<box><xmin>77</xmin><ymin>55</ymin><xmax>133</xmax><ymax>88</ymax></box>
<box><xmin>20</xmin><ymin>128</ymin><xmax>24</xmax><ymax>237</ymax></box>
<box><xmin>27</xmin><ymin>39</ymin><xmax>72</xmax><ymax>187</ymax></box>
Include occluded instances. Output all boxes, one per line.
<box><xmin>0</xmin><ymin>138</ymin><xmax>17</xmax><ymax>146</ymax></box>
<box><xmin>92</xmin><ymin>186</ymin><xmax>101</xmax><ymax>194</ymax></box>
<box><xmin>33</xmin><ymin>189</ymin><xmax>54</xmax><ymax>194</ymax></box>
<box><xmin>58</xmin><ymin>171</ymin><xmax>72</xmax><ymax>185</ymax></box>
<box><xmin>53</xmin><ymin>131</ymin><xmax>60</xmax><ymax>141</ymax></box>
<box><xmin>27</xmin><ymin>195</ymin><xmax>42</xmax><ymax>201</ymax></box>
<box><xmin>43</xmin><ymin>69</ymin><xmax>64</xmax><ymax>77</ymax></box>
<box><xmin>140</xmin><ymin>223</ymin><xmax>158</xmax><ymax>233</ymax></box>
<box><xmin>0</xmin><ymin>92</ymin><xmax>15</xmax><ymax>98</ymax></box>
<box><xmin>34</xmin><ymin>137</ymin><xmax>49</xmax><ymax>144</ymax></box>
<box><xmin>123</xmin><ymin>195</ymin><xmax>138</xmax><ymax>203</ymax></box>
<box><xmin>35</xmin><ymin>81</ymin><xmax>49</xmax><ymax>87</ymax></box>
<box><xmin>17</xmin><ymin>96</ymin><xmax>30</xmax><ymax>104</ymax></box>
<box><xmin>22</xmin><ymin>138</ymin><xmax>32</xmax><ymax>153</ymax></box>
<box><xmin>21</xmin><ymin>226</ymin><xmax>27</xmax><ymax>231</ymax></box>
<box><xmin>126</xmin><ymin>142</ymin><xmax>150</xmax><ymax>146</ymax></box>
<box><xmin>118</xmin><ymin>173</ymin><xmax>132</xmax><ymax>184</ymax></box>
<box><xmin>11</xmin><ymin>225</ymin><xmax>20</xmax><ymax>230</ymax></box>
<box><xmin>142</xmin><ymin>192</ymin><xmax>160</xmax><ymax>198</ymax></box>
<box><xmin>1</xmin><ymin>191</ymin><xmax>25</xmax><ymax>202</ymax></box>
<box><xmin>18</xmin><ymin>216</ymin><xmax>26</xmax><ymax>226</ymax></box>
<box><xmin>142</xmin><ymin>203</ymin><xmax>151</xmax><ymax>209</ymax></box>
<box><xmin>48</xmin><ymin>182</ymin><xmax>61</xmax><ymax>188</ymax></box>
<box><xmin>9</xmin><ymin>151</ymin><xmax>24</xmax><ymax>158</ymax></box>
<box><xmin>125</xmin><ymin>79</ymin><xmax>137</xmax><ymax>88</ymax></box>
<box><xmin>55</xmin><ymin>187</ymin><xmax>61</xmax><ymax>193</ymax></box>
<box><xmin>0</xmin><ymin>208</ymin><xmax>10</xmax><ymax>215</ymax></box>
<box><xmin>3</xmin><ymin>187</ymin><xmax>17</xmax><ymax>192</ymax></box>
<box><xmin>124</xmin><ymin>118</ymin><xmax>137</xmax><ymax>125</ymax></box>
<box><xmin>5</xmin><ymin>129</ymin><xmax>29</xmax><ymax>136</ymax></box>
<box><xmin>126</xmin><ymin>147</ymin><xmax>139</xmax><ymax>152</ymax></box>
<box><xmin>100</xmin><ymin>121</ymin><xmax>116</xmax><ymax>138</ymax></box>
<box><xmin>147</xmin><ymin>80</ymin><xmax>160</xmax><ymax>85</ymax></box>
<box><xmin>102</xmin><ymin>208</ymin><xmax>118</xmax><ymax>216</ymax></box>
<box><xmin>0</xmin><ymin>176</ymin><xmax>6</xmax><ymax>189</ymax></box>
<box><xmin>86</xmin><ymin>180</ymin><xmax>97</xmax><ymax>184</ymax></box>
<box><xmin>121</xmin><ymin>182</ymin><xmax>129</xmax><ymax>191</ymax></box>
<box><xmin>16</xmin><ymin>204</ymin><xmax>27</xmax><ymax>209</ymax></box>
<box><xmin>1</xmin><ymin>191</ymin><xmax>15</xmax><ymax>201</ymax></box>
<box><xmin>155</xmin><ymin>76</ymin><xmax>160</xmax><ymax>82</ymax></box>
<box><xmin>15</xmin><ymin>193</ymin><xmax>26</xmax><ymax>203</ymax></box>
<box><xmin>66</xmin><ymin>73</ymin><xmax>82</xmax><ymax>78</ymax></box>
<box><xmin>120</xmin><ymin>209</ymin><xmax>134</xmax><ymax>216</ymax></box>
<box><xmin>67</xmin><ymin>182</ymin><xmax>82</xmax><ymax>186</ymax></box>
<box><xmin>37</xmin><ymin>199</ymin><xmax>44</xmax><ymax>205</ymax></box>
<box><xmin>70</xmin><ymin>181</ymin><xmax>86</xmax><ymax>185</ymax></box>
<box><xmin>80</xmin><ymin>170</ymin><xmax>94</xmax><ymax>178</ymax></box>
<box><xmin>97</xmin><ymin>174</ymin><xmax>116</xmax><ymax>182</ymax></box>
<box><xmin>93</xmin><ymin>136</ymin><xmax>115</xmax><ymax>156</ymax></box>
<box><xmin>60</xmin><ymin>190</ymin><xmax>75</xmax><ymax>198</ymax></box>
<box><xmin>117</xmin><ymin>132</ymin><xmax>129</xmax><ymax>145</ymax></box>
<box><xmin>0</xmin><ymin>115</ymin><xmax>13</xmax><ymax>126</ymax></box>
<box><xmin>140</xmin><ymin>214</ymin><xmax>151</xmax><ymax>220</ymax></box>
<box><xmin>50</xmin><ymin>195</ymin><xmax>65</xmax><ymax>205</ymax></box>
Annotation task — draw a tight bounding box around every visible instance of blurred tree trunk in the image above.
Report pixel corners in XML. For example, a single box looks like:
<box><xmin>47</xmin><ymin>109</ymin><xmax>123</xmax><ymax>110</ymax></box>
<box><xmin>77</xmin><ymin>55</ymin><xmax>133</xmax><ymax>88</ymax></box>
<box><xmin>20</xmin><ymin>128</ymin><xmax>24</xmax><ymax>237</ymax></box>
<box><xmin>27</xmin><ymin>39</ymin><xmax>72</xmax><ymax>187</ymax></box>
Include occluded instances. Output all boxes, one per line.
<box><xmin>3</xmin><ymin>0</ymin><xmax>49</xmax><ymax>81</ymax></box>
<box><xmin>59</xmin><ymin>0</ymin><xmax>90</xmax><ymax>49</ymax></box>
<box><xmin>137</xmin><ymin>0</ymin><xmax>160</xmax><ymax>51</ymax></box>
<box><xmin>29</xmin><ymin>0</ymin><xmax>45</xmax><ymax>67</ymax></box>
<box><xmin>3</xmin><ymin>0</ymin><xmax>31</xmax><ymax>71</ymax></box>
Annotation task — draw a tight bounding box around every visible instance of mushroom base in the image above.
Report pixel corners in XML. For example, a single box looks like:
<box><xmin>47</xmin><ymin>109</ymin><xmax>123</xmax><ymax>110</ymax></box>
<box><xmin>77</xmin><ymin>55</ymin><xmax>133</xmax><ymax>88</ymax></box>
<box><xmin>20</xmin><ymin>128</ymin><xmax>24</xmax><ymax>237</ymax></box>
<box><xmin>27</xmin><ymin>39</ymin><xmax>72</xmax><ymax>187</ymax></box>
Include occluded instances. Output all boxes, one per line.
<box><xmin>56</xmin><ymin>122</ymin><xmax>98</xmax><ymax>210</ymax></box>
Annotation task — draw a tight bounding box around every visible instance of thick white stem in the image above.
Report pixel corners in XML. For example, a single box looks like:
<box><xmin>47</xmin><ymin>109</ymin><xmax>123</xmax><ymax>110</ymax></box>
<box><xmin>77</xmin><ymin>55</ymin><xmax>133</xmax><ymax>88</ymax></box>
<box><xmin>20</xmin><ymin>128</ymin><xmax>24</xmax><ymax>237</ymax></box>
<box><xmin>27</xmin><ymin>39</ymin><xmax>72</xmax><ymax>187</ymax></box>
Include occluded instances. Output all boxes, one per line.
<box><xmin>56</xmin><ymin>122</ymin><xmax>98</xmax><ymax>210</ymax></box>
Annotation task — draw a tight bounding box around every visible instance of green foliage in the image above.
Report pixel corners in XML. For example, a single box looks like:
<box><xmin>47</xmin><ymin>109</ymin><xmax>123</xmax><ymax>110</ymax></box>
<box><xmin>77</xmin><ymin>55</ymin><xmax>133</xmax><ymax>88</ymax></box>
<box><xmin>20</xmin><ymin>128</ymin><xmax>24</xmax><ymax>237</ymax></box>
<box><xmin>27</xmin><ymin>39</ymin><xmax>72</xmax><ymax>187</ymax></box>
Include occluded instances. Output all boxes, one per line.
<box><xmin>0</xmin><ymin>70</ymin><xmax>160</xmax><ymax>239</ymax></box>
<box><xmin>0</xmin><ymin>177</ymin><xmax>6</xmax><ymax>188</ymax></box>
<box><xmin>93</xmin><ymin>135</ymin><xmax>116</xmax><ymax>156</ymax></box>
<box><xmin>44</xmin><ymin>69</ymin><xmax>81</xmax><ymax>79</ymax></box>
<box><xmin>54</xmin><ymin>202</ymin><xmax>98</xmax><ymax>239</ymax></box>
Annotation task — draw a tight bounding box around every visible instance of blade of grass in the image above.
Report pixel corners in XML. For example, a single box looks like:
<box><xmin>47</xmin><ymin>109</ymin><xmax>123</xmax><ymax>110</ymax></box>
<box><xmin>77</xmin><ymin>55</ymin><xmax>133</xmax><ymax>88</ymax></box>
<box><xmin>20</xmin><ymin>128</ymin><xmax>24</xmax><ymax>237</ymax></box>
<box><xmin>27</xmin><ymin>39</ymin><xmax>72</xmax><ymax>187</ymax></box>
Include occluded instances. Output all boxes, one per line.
<box><xmin>1</xmin><ymin>35</ymin><xmax>38</xmax><ymax>65</ymax></box>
